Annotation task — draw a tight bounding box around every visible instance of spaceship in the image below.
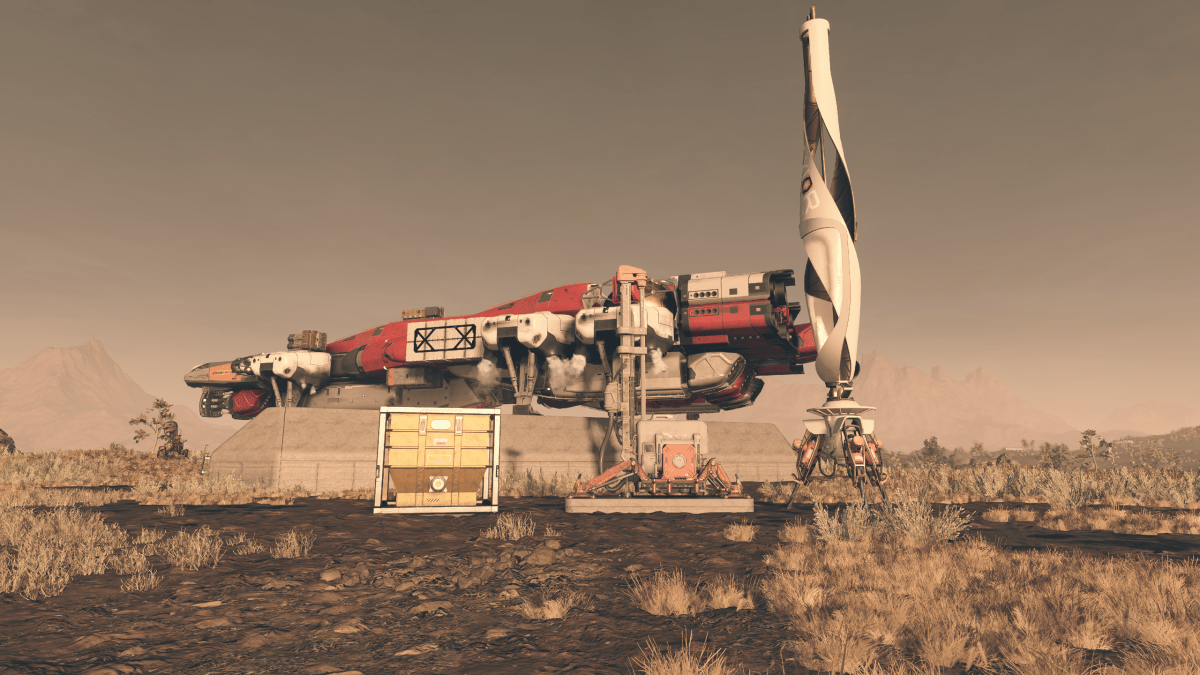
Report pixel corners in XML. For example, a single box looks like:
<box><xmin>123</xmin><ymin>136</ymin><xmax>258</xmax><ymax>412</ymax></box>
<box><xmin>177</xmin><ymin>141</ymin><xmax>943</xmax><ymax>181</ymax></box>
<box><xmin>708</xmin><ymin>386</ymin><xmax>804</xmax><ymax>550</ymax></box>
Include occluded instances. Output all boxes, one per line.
<box><xmin>184</xmin><ymin>268</ymin><xmax>817</xmax><ymax>421</ymax></box>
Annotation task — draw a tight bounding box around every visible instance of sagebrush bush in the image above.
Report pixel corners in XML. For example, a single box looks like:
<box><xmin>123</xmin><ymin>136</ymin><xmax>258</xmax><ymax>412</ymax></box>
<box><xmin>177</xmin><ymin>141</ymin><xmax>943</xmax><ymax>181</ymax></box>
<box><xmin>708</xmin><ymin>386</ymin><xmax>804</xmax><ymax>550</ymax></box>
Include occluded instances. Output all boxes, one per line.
<box><xmin>0</xmin><ymin>507</ymin><xmax>129</xmax><ymax>599</ymax></box>
<box><xmin>158</xmin><ymin>525</ymin><xmax>224</xmax><ymax>570</ymax></box>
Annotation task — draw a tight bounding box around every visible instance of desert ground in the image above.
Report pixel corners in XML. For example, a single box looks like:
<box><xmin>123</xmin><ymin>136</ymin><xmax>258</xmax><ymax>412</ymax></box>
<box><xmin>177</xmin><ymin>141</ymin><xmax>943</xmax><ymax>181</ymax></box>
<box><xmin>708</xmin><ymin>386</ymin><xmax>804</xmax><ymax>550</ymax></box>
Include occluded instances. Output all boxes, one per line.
<box><xmin>2</xmin><ymin>451</ymin><xmax>1200</xmax><ymax>675</ymax></box>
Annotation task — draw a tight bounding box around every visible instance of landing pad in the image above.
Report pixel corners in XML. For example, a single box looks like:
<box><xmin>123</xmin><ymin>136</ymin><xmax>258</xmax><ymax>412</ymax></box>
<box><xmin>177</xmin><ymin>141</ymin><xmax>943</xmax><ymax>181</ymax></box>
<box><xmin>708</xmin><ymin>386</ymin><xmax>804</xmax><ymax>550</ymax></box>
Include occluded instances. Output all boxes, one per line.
<box><xmin>564</xmin><ymin>496</ymin><xmax>754</xmax><ymax>514</ymax></box>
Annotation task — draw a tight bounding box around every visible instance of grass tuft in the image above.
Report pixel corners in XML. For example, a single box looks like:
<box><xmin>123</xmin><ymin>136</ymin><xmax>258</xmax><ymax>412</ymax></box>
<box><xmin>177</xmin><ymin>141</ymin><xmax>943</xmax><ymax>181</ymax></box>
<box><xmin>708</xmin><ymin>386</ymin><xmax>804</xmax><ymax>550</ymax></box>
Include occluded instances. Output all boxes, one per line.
<box><xmin>722</xmin><ymin>519</ymin><xmax>758</xmax><ymax>542</ymax></box>
<box><xmin>481</xmin><ymin>513</ymin><xmax>536</xmax><ymax>540</ymax></box>
<box><xmin>633</xmin><ymin>633</ymin><xmax>736</xmax><ymax>675</ymax></box>
<box><xmin>270</xmin><ymin>527</ymin><xmax>316</xmax><ymax>558</ymax></box>
<box><xmin>626</xmin><ymin>568</ymin><xmax>704</xmax><ymax>617</ymax></box>
<box><xmin>518</xmin><ymin>590</ymin><xmax>589</xmax><ymax>620</ymax></box>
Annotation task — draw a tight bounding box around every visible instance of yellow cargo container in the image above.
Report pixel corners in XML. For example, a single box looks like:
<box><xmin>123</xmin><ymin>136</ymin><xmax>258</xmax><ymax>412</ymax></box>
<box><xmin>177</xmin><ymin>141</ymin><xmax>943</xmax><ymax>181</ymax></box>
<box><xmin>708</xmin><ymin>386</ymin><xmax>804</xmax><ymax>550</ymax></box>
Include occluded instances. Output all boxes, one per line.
<box><xmin>373</xmin><ymin>407</ymin><xmax>500</xmax><ymax>514</ymax></box>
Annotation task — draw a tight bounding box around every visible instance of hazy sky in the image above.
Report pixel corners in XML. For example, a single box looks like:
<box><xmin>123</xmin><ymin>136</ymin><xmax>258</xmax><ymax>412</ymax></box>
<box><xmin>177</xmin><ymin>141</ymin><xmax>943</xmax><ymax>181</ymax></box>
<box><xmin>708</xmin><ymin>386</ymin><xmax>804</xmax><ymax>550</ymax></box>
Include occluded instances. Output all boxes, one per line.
<box><xmin>2</xmin><ymin>0</ymin><xmax>1197</xmax><ymax>431</ymax></box>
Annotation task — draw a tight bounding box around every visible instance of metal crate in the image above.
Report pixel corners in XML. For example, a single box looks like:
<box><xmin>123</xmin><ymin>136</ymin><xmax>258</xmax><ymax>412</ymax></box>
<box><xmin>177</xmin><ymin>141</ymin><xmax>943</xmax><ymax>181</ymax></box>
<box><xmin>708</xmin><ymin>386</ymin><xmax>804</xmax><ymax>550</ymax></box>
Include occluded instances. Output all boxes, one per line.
<box><xmin>373</xmin><ymin>407</ymin><xmax>501</xmax><ymax>514</ymax></box>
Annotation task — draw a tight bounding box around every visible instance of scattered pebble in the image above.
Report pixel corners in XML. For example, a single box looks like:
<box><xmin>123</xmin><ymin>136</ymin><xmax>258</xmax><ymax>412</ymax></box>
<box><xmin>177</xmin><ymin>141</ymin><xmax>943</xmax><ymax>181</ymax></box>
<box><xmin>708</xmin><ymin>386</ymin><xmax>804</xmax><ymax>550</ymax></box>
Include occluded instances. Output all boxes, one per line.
<box><xmin>408</xmin><ymin>601</ymin><xmax>453</xmax><ymax>615</ymax></box>
<box><xmin>394</xmin><ymin>643</ymin><xmax>439</xmax><ymax>656</ymax></box>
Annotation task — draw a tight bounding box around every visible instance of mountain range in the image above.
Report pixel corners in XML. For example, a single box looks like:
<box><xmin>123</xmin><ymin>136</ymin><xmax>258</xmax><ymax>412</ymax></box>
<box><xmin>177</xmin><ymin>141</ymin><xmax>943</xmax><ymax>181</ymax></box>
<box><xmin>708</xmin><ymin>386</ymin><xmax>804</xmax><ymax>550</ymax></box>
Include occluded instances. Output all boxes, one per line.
<box><xmin>0</xmin><ymin>339</ymin><xmax>237</xmax><ymax>453</ymax></box>
<box><xmin>721</xmin><ymin>351</ymin><xmax>1181</xmax><ymax>452</ymax></box>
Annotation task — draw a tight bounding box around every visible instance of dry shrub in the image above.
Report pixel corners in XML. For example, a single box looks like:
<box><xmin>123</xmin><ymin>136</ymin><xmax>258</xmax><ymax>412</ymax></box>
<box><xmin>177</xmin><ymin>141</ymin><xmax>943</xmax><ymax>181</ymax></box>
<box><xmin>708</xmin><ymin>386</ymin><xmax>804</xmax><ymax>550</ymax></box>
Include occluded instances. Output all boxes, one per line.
<box><xmin>633</xmin><ymin>633</ymin><xmax>736</xmax><ymax>675</ymax></box>
<box><xmin>0</xmin><ymin>507</ymin><xmax>128</xmax><ymax>599</ymax></box>
<box><xmin>626</xmin><ymin>569</ymin><xmax>704</xmax><ymax>616</ymax></box>
<box><xmin>159</xmin><ymin>525</ymin><xmax>223</xmax><ymax>570</ymax></box>
<box><xmin>1009</xmin><ymin>507</ymin><xmax>1039</xmax><ymax>521</ymax></box>
<box><xmin>982</xmin><ymin>507</ymin><xmax>1012</xmax><ymax>522</ymax></box>
<box><xmin>315</xmin><ymin>487</ymin><xmax>371</xmax><ymax>500</ymax></box>
<box><xmin>498</xmin><ymin>468</ymin><xmax>574</xmax><ymax>497</ymax></box>
<box><xmin>156</xmin><ymin>504</ymin><xmax>186</xmax><ymax>516</ymax></box>
<box><xmin>763</xmin><ymin>544</ymin><xmax>812</xmax><ymax>572</ymax></box>
<box><xmin>121</xmin><ymin>568</ymin><xmax>161</xmax><ymax>593</ymax></box>
<box><xmin>481</xmin><ymin>512</ymin><xmax>536</xmax><ymax>541</ymax></box>
<box><xmin>778</xmin><ymin>517</ymin><xmax>810</xmax><ymax>544</ymax></box>
<box><xmin>109</xmin><ymin>548</ymin><xmax>150</xmax><ymax>575</ymax></box>
<box><xmin>133</xmin><ymin>527</ymin><xmax>166</xmax><ymax>545</ymax></box>
<box><xmin>0</xmin><ymin>488</ymin><xmax>126</xmax><ymax>508</ymax></box>
<box><xmin>1037</xmin><ymin>509</ymin><xmax>1090</xmax><ymax>531</ymax></box>
<box><xmin>271</xmin><ymin>527</ymin><xmax>316</xmax><ymax>558</ymax></box>
<box><xmin>722</xmin><ymin>519</ymin><xmax>757</xmax><ymax>542</ymax></box>
<box><xmin>542</xmin><ymin>525</ymin><xmax>563</xmax><ymax>537</ymax></box>
<box><xmin>0</xmin><ymin>447</ymin><xmax>202</xmax><ymax>488</ymax></box>
<box><xmin>234</xmin><ymin>538</ymin><xmax>266</xmax><ymax>555</ymax></box>
<box><xmin>703</xmin><ymin>574</ymin><xmax>754</xmax><ymax>611</ymax></box>
<box><xmin>756</xmin><ymin>536</ymin><xmax>1200</xmax><ymax>674</ymax></box>
<box><xmin>518</xmin><ymin>590</ymin><xmax>589</xmax><ymax>620</ymax></box>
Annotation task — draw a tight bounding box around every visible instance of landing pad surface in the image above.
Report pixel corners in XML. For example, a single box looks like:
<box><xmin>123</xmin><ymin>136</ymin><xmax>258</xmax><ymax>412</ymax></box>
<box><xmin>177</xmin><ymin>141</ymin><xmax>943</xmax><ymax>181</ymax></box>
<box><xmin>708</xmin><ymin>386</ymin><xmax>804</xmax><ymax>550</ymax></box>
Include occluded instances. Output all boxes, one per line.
<box><xmin>564</xmin><ymin>496</ymin><xmax>754</xmax><ymax>514</ymax></box>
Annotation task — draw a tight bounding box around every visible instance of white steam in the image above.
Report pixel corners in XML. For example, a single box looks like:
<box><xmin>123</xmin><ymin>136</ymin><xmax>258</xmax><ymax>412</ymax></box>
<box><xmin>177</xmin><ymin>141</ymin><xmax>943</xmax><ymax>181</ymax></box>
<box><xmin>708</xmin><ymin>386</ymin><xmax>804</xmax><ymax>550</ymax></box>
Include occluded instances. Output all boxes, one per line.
<box><xmin>471</xmin><ymin>359</ymin><xmax>501</xmax><ymax>390</ymax></box>
<box><xmin>547</xmin><ymin>354</ymin><xmax>588</xmax><ymax>391</ymax></box>
<box><xmin>649</xmin><ymin>348</ymin><xmax>668</xmax><ymax>374</ymax></box>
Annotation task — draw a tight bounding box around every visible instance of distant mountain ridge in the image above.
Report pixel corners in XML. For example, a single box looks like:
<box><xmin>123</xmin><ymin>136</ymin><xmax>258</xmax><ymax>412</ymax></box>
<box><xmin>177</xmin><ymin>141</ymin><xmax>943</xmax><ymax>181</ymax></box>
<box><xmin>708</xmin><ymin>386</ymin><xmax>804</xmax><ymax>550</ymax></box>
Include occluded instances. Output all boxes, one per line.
<box><xmin>1100</xmin><ymin>401</ymin><xmax>1200</xmax><ymax>437</ymax></box>
<box><xmin>722</xmin><ymin>351</ymin><xmax>1083</xmax><ymax>452</ymax></box>
<box><xmin>0</xmin><ymin>339</ymin><xmax>236</xmax><ymax>452</ymax></box>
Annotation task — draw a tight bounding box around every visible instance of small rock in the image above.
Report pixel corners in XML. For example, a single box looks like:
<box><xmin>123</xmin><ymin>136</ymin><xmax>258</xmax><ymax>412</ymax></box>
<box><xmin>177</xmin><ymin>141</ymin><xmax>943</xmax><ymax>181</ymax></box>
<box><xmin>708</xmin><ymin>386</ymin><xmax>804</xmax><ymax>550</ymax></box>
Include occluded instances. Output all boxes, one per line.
<box><xmin>331</xmin><ymin>618</ymin><xmax>368</xmax><ymax>634</ymax></box>
<box><xmin>341</xmin><ymin>575</ymin><xmax>360</xmax><ymax>587</ymax></box>
<box><xmin>524</xmin><ymin>546</ymin><xmax>556</xmax><ymax>566</ymax></box>
<box><xmin>543</xmin><ymin>539</ymin><xmax>562</xmax><ymax>550</ymax></box>
<box><xmin>193</xmin><ymin>601</ymin><xmax>223</xmax><ymax>608</ymax></box>
<box><xmin>237</xmin><ymin>634</ymin><xmax>274</xmax><ymax>649</ymax></box>
<box><xmin>310</xmin><ymin>592</ymin><xmax>344</xmax><ymax>604</ymax></box>
<box><xmin>624</xmin><ymin>564</ymin><xmax>644</xmax><ymax>572</ymax></box>
<box><xmin>408</xmin><ymin>556</ymin><xmax>426</xmax><ymax>569</ymax></box>
<box><xmin>320</xmin><ymin>569</ymin><xmax>342</xmax><ymax>583</ymax></box>
<box><xmin>318</xmin><ymin>605</ymin><xmax>360</xmax><ymax>616</ymax></box>
<box><xmin>394</xmin><ymin>643</ymin><xmax>439</xmax><ymax>656</ymax></box>
<box><xmin>73</xmin><ymin>635</ymin><xmax>111</xmax><ymax>650</ymax></box>
<box><xmin>396</xmin><ymin>581</ymin><xmax>416</xmax><ymax>592</ymax></box>
<box><xmin>262</xmin><ymin>578</ymin><xmax>299</xmax><ymax>590</ymax></box>
<box><xmin>500</xmin><ymin>589</ymin><xmax>519</xmax><ymax>599</ymax></box>
<box><xmin>513</xmin><ymin>549</ymin><xmax>532</xmax><ymax>560</ymax></box>
<box><xmin>408</xmin><ymin>601</ymin><xmax>453</xmax><ymax>615</ymax></box>
<box><xmin>196</xmin><ymin>618</ymin><xmax>233</xmax><ymax>629</ymax></box>
<box><xmin>116</xmin><ymin>647</ymin><xmax>146</xmax><ymax>658</ymax></box>
<box><xmin>299</xmin><ymin>665</ymin><xmax>344</xmax><ymax>675</ymax></box>
<box><xmin>353</xmin><ymin>563</ymin><xmax>372</xmax><ymax>579</ymax></box>
<box><xmin>483</xmin><ymin>628</ymin><xmax>510</xmax><ymax>640</ymax></box>
<box><xmin>457</xmin><ymin>576</ymin><xmax>479</xmax><ymax>590</ymax></box>
<box><xmin>81</xmin><ymin>667</ymin><xmax>135</xmax><ymax>675</ymax></box>
<box><xmin>365</xmin><ymin>538</ymin><xmax>381</xmax><ymax>545</ymax></box>
<box><xmin>303</xmin><ymin>582</ymin><xmax>337</xmax><ymax>591</ymax></box>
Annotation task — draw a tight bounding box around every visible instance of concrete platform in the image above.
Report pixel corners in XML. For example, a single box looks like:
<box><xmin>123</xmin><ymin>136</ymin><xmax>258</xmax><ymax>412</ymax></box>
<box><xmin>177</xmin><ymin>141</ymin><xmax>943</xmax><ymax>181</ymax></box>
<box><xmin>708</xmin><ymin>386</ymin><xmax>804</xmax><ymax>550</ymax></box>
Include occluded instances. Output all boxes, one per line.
<box><xmin>564</xmin><ymin>496</ymin><xmax>755</xmax><ymax>514</ymax></box>
<box><xmin>209</xmin><ymin>409</ymin><xmax>798</xmax><ymax>493</ymax></box>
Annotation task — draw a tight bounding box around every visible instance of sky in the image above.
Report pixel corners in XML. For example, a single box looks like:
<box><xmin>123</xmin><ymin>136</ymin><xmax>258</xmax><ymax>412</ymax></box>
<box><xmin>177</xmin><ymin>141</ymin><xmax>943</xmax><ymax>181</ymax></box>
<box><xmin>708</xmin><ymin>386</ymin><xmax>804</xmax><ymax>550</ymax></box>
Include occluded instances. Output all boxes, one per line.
<box><xmin>2</xmin><ymin>0</ymin><xmax>1197</xmax><ymax>432</ymax></box>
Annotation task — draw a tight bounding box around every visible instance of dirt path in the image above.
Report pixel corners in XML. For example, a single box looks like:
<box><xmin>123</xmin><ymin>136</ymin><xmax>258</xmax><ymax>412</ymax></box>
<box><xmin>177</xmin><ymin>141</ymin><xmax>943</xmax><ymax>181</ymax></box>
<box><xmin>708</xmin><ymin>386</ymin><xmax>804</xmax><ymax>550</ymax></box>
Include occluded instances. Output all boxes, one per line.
<box><xmin>1</xmin><ymin>498</ymin><xmax>1198</xmax><ymax>675</ymax></box>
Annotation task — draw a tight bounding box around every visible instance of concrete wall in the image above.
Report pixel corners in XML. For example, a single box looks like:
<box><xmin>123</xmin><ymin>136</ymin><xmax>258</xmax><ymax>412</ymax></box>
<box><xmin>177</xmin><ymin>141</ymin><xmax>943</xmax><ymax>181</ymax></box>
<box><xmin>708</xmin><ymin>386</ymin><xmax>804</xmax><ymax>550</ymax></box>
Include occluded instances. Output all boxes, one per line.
<box><xmin>209</xmin><ymin>409</ymin><xmax>797</xmax><ymax>492</ymax></box>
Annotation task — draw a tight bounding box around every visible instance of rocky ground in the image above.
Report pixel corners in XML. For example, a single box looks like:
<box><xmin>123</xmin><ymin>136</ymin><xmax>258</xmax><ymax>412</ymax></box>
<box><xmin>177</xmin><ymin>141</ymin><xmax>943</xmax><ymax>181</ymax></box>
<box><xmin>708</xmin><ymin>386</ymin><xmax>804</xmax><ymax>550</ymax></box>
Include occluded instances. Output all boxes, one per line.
<box><xmin>2</xmin><ymin>494</ymin><xmax>1199</xmax><ymax>675</ymax></box>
